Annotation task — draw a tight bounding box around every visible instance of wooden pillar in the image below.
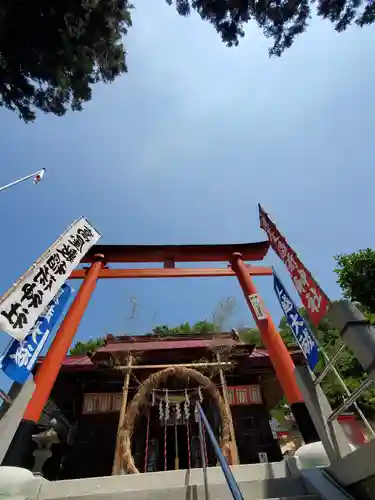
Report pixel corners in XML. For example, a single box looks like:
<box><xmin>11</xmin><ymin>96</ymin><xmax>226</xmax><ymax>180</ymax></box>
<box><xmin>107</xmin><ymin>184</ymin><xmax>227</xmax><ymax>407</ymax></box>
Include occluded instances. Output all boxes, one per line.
<box><xmin>112</xmin><ymin>353</ymin><xmax>133</xmax><ymax>475</ymax></box>
<box><xmin>216</xmin><ymin>352</ymin><xmax>239</xmax><ymax>465</ymax></box>
<box><xmin>231</xmin><ymin>252</ymin><xmax>320</xmax><ymax>444</ymax></box>
<box><xmin>4</xmin><ymin>256</ymin><xmax>105</xmax><ymax>468</ymax></box>
<box><xmin>24</xmin><ymin>254</ymin><xmax>105</xmax><ymax>423</ymax></box>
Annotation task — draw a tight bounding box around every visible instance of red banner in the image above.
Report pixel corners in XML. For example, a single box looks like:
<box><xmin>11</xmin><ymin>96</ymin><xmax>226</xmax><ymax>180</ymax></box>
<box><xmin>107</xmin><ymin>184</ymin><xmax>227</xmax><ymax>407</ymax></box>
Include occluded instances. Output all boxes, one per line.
<box><xmin>258</xmin><ymin>204</ymin><xmax>330</xmax><ymax>326</ymax></box>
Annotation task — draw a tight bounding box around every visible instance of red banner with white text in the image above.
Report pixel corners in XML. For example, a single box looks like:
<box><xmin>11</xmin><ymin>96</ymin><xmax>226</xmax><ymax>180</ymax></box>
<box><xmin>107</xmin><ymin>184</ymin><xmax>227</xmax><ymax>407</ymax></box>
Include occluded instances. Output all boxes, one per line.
<box><xmin>258</xmin><ymin>204</ymin><xmax>330</xmax><ymax>326</ymax></box>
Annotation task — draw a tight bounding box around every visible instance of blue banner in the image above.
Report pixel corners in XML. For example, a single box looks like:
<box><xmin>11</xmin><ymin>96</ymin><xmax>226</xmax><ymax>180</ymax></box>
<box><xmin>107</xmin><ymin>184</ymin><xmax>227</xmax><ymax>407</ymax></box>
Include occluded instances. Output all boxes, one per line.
<box><xmin>273</xmin><ymin>272</ymin><xmax>319</xmax><ymax>371</ymax></box>
<box><xmin>0</xmin><ymin>284</ymin><xmax>72</xmax><ymax>383</ymax></box>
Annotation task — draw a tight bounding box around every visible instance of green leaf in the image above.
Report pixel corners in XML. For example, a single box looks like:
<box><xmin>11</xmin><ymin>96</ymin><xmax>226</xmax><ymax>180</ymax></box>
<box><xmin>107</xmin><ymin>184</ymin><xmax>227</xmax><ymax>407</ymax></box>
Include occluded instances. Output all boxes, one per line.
<box><xmin>0</xmin><ymin>0</ymin><xmax>132</xmax><ymax>121</ymax></box>
<box><xmin>334</xmin><ymin>249</ymin><xmax>375</xmax><ymax>314</ymax></box>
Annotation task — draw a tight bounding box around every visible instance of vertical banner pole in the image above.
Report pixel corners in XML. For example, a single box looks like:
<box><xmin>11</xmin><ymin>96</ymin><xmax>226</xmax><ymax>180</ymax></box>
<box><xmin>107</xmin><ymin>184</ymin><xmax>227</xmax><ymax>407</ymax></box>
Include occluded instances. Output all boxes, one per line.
<box><xmin>112</xmin><ymin>353</ymin><xmax>133</xmax><ymax>475</ymax></box>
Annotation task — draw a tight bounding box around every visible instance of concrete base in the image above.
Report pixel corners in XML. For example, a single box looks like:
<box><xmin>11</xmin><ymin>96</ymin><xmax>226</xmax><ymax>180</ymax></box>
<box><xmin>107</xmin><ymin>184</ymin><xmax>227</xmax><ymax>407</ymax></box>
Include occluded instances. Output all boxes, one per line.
<box><xmin>13</xmin><ymin>460</ymin><xmax>352</xmax><ymax>500</ymax></box>
<box><xmin>0</xmin><ymin>466</ymin><xmax>34</xmax><ymax>495</ymax></box>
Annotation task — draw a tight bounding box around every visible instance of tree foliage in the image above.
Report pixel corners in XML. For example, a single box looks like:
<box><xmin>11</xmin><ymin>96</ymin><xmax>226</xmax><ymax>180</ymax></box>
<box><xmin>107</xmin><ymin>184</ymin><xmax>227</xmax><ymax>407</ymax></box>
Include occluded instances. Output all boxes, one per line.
<box><xmin>153</xmin><ymin>320</ymin><xmax>216</xmax><ymax>336</ymax></box>
<box><xmin>70</xmin><ymin>337</ymin><xmax>105</xmax><ymax>356</ymax></box>
<box><xmin>166</xmin><ymin>0</ymin><xmax>375</xmax><ymax>56</ymax></box>
<box><xmin>3</xmin><ymin>0</ymin><xmax>373</xmax><ymax>122</ymax></box>
<box><xmin>238</xmin><ymin>327</ymin><xmax>263</xmax><ymax>346</ymax></box>
<box><xmin>335</xmin><ymin>249</ymin><xmax>375</xmax><ymax>315</ymax></box>
<box><xmin>0</xmin><ymin>0</ymin><xmax>132</xmax><ymax>121</ymax></box>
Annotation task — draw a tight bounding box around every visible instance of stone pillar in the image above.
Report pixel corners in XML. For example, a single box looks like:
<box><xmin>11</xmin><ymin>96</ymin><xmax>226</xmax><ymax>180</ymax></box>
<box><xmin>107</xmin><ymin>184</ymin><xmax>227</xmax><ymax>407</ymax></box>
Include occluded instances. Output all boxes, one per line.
<box><xmin>32</xmin><ymin>430</ymin><xmax>60</xmax><ymax>476</ymax></box>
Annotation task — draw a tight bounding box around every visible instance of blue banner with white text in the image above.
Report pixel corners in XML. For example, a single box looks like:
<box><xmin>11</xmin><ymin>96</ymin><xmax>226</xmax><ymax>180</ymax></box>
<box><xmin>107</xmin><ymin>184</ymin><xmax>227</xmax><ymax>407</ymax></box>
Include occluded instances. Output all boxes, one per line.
<box><xmin>273</xmin><ymin>272</ymin><xmax>319</xmax><ymax>371</ymax></box>
<box><xmin>0</xmin><ymin>284</ymin><xmax>72</xmax><ymax>383</ymax></box>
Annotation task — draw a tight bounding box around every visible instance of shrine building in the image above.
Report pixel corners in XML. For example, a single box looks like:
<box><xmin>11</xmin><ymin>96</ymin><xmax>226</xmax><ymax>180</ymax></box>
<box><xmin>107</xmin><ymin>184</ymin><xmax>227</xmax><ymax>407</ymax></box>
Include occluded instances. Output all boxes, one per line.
<box><xmin>29</xmin><ymin>331</ymin><xmax>305</xmax><ymax>480</ymax></box>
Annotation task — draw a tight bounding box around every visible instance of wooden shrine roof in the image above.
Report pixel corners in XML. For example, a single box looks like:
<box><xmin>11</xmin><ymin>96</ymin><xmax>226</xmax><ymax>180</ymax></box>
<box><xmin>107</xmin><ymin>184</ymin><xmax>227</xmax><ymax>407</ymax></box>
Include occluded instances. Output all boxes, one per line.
<box><xmin>80</xmin><ymin>241</ymin><xmax>270</xmax><ymax>264</ymax></box>
<box><xmin>35</xmin><ymin>331</ymin><xmax>306</xmax><ymax>375</ymax></box>
<box><xmin>35</xmin><ymin>347</ymin><xmax>305</xmax><ymax>372</ymax></box>
<box><xmin>92</xmin><ymin>338</ymin><xmax>237</xmax><ymax>358</ymax></box>
<box><xmin>91</xmin><ymin>332</ymin><xmax>248</xmax><ymax>363</ymax></box>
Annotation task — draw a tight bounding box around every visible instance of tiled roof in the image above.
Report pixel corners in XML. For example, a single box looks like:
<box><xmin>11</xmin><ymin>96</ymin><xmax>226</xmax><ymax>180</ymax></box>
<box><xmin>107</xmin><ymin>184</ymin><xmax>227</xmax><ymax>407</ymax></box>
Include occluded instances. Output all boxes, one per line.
<box><xmin>61</xmin><ymin>355</ymin><xmax>93</xmax><ymax>366</ymax></box>
<box><xmin>94</xmin><ymin>338</ymin><xmax>236</xmax><ymax>354</ymax></box>
<box><xmin>36</xmin><ymin>347</ymin><xmax>302</xmax><ymax>370</ymax></box>
<box><xmin>36</xmin><ymin>355</ymin><xmax>94</xmax><ymax>369</ymax></box>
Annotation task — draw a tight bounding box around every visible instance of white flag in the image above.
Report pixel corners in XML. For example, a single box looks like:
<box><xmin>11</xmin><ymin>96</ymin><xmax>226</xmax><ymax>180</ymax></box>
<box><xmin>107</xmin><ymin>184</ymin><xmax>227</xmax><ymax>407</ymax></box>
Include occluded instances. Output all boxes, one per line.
<box><xmin>33</xmin><ymin>169</ymin><xmax>45</xmax><ymax>184</ymax></box>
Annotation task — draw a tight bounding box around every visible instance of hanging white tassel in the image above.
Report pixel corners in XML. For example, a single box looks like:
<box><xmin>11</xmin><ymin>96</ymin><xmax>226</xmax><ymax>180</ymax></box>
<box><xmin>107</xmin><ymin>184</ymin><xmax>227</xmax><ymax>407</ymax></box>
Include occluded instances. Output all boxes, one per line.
<box><xmin>175</xmin><ymin>403</ymin><xmax>182</xmax><ymax>421</ymax></box>
<box><xmin>165</xmin><ymin>389</ymin><xmax>170</xmax><ymax>421</ymax></box>
<box><xmin>152</xmin><ymin>389</ymin><xmax>155</xmax><ymax>407</ymax></box>
<box><xmin>184</xmin><ymin>389</ymin><xmax>190</xmax><ymax>421</ymax></box>
<box><xmin>198</xmin><ymin>386</ymin><xmax>203</xmax><ymax>403</ymax></box>
<box><xmin>159</xmin><ymin>399</ymin><xmax>164</xmax><ymax>421</ymax></box>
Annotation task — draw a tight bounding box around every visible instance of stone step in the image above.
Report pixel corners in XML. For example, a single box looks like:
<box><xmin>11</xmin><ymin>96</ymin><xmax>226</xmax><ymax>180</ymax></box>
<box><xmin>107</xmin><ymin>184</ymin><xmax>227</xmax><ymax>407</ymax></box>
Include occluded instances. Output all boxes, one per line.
<box><xmin>33</xmin><ymin>462</ymin><xmax>298</xmax><ymax>496</ymax></box>
<box><xmin>24</xmin><ymin>476</ymin><xmax>312</xmax><ymax>500</ymax></box>
<box><xmin>38</xmin><ymin>491</ymin><xmax>320</xmax><ymax>500</ymax></box>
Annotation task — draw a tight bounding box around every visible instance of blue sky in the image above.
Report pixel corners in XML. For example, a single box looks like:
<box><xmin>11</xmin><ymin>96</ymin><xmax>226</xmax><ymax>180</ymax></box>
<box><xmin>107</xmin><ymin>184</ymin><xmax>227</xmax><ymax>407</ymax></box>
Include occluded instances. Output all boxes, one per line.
<box><xmin>0</xmin><ymin>1</ymin><xmax>374</xmax><ymax>391</ymax></box>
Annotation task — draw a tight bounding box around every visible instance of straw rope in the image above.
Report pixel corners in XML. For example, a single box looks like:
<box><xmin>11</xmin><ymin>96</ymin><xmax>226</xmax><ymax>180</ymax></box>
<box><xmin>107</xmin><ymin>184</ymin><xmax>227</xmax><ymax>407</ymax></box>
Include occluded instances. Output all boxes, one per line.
<box><xmin>120</xmin><ymin>366</ymin><xmax>230</xmax><ymax>474</ymax></box>
<box><xmin>144</xmin><ymin>409</ymin><xmax>150</xmax><ymax>473</ymax></box>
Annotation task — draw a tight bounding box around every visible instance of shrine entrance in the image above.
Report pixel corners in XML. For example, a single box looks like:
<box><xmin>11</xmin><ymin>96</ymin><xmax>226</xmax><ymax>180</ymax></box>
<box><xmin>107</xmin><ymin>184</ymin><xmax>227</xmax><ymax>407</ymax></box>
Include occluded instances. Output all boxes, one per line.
<box><xmin>133</xmin><ymin>404</ymin><xmax>207</xmax><ymax>472</ymax></box>
<box><xmin>121</xmin><ymin>366</ymin><xmax>230</xmax><ymax>474</ymax></box>
<box><xmin>12</xmin><ymin>241</ymin><xmax>319</xmax><ymax>475</ymax></box>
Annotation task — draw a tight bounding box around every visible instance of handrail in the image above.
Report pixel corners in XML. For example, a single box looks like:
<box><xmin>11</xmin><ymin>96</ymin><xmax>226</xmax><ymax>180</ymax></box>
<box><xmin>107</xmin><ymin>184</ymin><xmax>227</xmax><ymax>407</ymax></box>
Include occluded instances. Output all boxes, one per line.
<box><xmin>313</xmin><ymin>342</ymin><xmax>375</xmax><ymax>438</ymax></box>
<box><xmin>196</xmin><ymin>402</ymin><xmax>244</xmax><ymax>500</ymax></box>
<box><xmin>312</xmin><ymin>337</ymin><xmax>375</xmax><ymax>436</ymax></box>
<box><xmin>197</xmin><ymin>403</ymin><xmax>210</xmax><ymax>500</ymax></box>
<box><xmin>328</xmin><ymin>378</ymin><xmax>374</xmax><ymax>422</ymax></box>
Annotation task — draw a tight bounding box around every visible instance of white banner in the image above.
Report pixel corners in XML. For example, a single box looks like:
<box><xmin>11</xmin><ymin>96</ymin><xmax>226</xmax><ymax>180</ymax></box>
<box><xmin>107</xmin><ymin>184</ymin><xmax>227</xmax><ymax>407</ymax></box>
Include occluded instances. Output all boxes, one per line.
<box><xmin>0</xmin><ymin>217</ymin><xmax>100</xmax><ymax>341</ymax></box>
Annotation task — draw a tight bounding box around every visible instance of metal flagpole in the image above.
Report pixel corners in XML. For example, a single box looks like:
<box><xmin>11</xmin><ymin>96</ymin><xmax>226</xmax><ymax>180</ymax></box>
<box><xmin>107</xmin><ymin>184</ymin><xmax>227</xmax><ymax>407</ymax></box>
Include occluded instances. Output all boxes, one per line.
<box><xmin>0</xmin><ymin>169</ymin><xmax>45</xmax><ymax>193</ymax></box>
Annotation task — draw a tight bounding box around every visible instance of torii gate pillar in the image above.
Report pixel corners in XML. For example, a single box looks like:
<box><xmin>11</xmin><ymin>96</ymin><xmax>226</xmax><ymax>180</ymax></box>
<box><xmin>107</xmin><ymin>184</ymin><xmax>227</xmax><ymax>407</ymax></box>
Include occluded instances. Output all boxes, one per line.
<box><xmin>231</xmin><ymin>252</ymin><xmax>320</xmax><ymax>444</ymax></box>
<box><xmin>2</xmin><ymin>254</ymin><xmax>105</xmax><ymax>467</ymax></box>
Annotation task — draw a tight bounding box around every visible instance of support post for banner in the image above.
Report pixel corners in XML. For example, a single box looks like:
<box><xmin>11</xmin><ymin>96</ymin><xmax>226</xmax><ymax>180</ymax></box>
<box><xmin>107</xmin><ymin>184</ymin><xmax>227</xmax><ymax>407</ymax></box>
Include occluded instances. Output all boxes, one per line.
<box><xmin>2</xmin><ymin>254</ymin><xmax>105</xmax><ymax>467</ymax></box>
<box><xmin>230</xmin><ymin>253</ymin><xmax>320</xmax><ymax>444</ymax></box>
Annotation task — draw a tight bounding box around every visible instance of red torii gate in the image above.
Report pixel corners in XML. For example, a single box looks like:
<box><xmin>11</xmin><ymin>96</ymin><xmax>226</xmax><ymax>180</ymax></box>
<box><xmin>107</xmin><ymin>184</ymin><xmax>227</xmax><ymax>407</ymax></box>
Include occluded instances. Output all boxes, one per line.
<box><xmin>20</xmin><ymin>241</ymin><xmax>318</xmax><ymax>466</ymax></box>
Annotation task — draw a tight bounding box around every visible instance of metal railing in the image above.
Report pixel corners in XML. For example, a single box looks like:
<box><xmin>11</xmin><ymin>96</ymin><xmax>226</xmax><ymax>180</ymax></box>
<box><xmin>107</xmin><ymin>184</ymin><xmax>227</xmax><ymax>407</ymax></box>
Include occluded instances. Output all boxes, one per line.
<box><xmin>196</xmin><ymin>402</ymin><xmax>244</xmax><ymax>500</ymax></box>
<box><xmin>313</xmin><ymin>342</ymin><xmax>375</xmax><ymax>436</ymax></box>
